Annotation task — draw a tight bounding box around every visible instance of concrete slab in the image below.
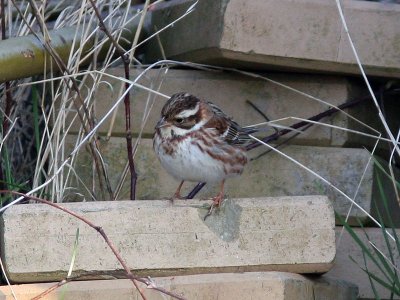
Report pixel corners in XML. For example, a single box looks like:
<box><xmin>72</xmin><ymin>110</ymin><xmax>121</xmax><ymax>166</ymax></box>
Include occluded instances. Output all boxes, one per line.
<box><xmin>145</xmin><ymin>0</ymin><xmax>400</xmax><ymax>78</ymax></box>
<box><xmin>65</xmin><ymin>137</ymin><xmax>384</xmax><ymax>225</ymax></box>
<box><xmin>65</xmin><ymin>68</ymin><xmax>361</xmax><ymax>146</ymax></box>
<box><xmin>0</xmin><ymin>197</ymin><xmax>335</xmax><ymax>283</ymax></box>
<box><xmin>0</xmin><ymin>272</ymin><xmax>358</xmax><ymax>300</ymax></box>
<box><xmin>326</xmin><ymin>227</ymin><xmax>400</xmax><ymax>300</ymax></box>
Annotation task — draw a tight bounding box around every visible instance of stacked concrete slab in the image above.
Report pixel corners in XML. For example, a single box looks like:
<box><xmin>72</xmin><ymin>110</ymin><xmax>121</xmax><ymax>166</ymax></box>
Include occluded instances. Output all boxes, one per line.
<box><xmin>0</xmin><ymin>196</ymin><xmax>358</xmax><ymax>299</ymax></box>
<box><xmin>1</xmin><ymin>197</ymin><xmax>335</xmax><ymax>282</ymax></box>
<box><xmin>2</xmin><ymin>0</ymin><xmax>399</xmax><ymax>299</ymax></box>
<box><xmin>0</xmin><ymin>273</ymin><xmax>358</xmax><ymax>300</ymax></box>
<box><xmin>46</xmin><ymin>0</ymin><xmax>399</xmax><ymax>298</ymax></box>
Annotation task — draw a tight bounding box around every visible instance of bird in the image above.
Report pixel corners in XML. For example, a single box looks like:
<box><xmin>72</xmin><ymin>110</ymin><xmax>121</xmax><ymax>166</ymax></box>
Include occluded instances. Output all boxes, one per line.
<box><xmin>153</xmin><ymin>92</ymin><xmax>256</xmax><ymax>214</ymax></box>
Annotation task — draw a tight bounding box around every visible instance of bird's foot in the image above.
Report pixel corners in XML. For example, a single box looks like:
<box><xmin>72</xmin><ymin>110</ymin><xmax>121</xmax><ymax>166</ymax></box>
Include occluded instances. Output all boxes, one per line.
<box><xmin>204</xmin><ymin>193</ymin><xmax>224</xmax><ymax>220</ymax></box>
<box><xmin>164</xmin><ymin>192</ymin><xmax>186</xmax><ymax>203</ymax></box>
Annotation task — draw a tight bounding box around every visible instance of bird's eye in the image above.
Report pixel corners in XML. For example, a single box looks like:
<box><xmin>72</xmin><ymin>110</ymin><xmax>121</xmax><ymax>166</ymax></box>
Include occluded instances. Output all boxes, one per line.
<box><xmin>175</xmin><ymin>118</ymin><xmax>184</xmax><ymax>123</ymax></box>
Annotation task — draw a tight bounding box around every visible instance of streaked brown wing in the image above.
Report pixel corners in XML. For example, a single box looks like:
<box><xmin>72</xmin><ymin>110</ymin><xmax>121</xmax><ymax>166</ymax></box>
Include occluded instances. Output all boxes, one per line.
<box><xmin>206</xmin><ymin>101</ymin><xmax>255</xmax><ymax>146</ymax></box>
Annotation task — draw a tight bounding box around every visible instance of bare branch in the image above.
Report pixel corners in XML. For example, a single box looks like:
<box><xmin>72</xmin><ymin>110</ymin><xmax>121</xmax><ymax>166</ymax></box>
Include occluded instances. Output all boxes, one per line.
<box><xmin>88</xmin><ymin>0</ymin><xmax>138</xmax><ymax>200</ymax></box>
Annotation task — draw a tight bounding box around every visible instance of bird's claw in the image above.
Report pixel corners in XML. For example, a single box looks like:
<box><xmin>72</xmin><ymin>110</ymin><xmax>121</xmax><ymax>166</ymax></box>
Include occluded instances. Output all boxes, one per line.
<box><xmin>204</xmin><ymin>204</ymin><xmax>215</xmax><ymax>220</ymax></box>
<box><xmin>203</xmin><ymin>194</ymin><xmax>224</xmax><ymax>220</ymax></box>
<box><xmin>164</xmin><ymin>193</ymin><xmax>186</xmax><ymax>203</ymax></box>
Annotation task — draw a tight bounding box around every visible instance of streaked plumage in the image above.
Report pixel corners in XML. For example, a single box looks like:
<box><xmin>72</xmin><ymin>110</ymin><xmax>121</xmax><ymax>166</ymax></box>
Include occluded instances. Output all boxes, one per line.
<box><xmin>153</xmin><ymin>92</ymin><xmax>254</xmax><ymax>212</ymax></box>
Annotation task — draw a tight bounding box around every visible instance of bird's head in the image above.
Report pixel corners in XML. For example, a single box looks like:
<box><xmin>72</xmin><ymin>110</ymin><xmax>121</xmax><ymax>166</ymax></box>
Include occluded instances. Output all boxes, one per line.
<box><xmin>156</xmin><ymin>93</ymin><xmax>211</xmax><ymax>139</ymax></box>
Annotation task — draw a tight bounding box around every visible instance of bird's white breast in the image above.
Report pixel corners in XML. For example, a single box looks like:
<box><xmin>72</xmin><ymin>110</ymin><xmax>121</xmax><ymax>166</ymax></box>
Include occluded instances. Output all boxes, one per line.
<box><xmin>153</xmin><ymin>132</ymin><xmax>246</xmax><ymax>183</ymax></box>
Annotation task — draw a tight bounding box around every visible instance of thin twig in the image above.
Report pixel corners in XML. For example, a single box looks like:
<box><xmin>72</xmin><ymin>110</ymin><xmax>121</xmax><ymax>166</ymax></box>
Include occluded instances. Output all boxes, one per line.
<box><xmin>112</xmin><ymin>66</ymin><xmax>169</xmax><ymax>200</ymax></box>
<box><xmin>31</xmin><ymin>272</ymin><xmax>186</xmax><ymax>300</ymax></box>
<box><xmin>0</xmin><ymin>190</ymin><xmax>187</xmax><ymax>300</ymax></box>
<box><xmin>31</xmin><ymin>278</ymin><xmax>71</xmax><ymax>300</ymax></box>
<box><xmin>88</xmin><ymin>0</ymin><xmax>137</xmax><ymax>200</ymax></box>
<box><xmin>245</xmin><ymin>99</ymin><xmax>277</xmax><ymax>133</ymax></box>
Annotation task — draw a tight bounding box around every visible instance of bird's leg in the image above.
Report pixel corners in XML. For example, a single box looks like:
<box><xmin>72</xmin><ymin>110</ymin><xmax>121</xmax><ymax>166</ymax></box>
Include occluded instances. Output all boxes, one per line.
<box><xmin>204</xmin><ymin>180</ymin><xmax>225</xmax><ymax>220</ymax></box>
<box><xmin>212</xmin><ymin>180</ymin><xmax>225</xmax><ymax>206</ymax></box>
<box><xmin>172</xmin><ymin>180</ymin><xmax>185</xmax><ymax>200</ymax></box>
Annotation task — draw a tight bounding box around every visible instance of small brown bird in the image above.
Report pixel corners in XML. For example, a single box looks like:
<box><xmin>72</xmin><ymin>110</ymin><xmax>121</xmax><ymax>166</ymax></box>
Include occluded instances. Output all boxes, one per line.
<box><xmin>153</xmin><ymin>93</ymin><xmax>256</xmax><ymax>212</ymax></box>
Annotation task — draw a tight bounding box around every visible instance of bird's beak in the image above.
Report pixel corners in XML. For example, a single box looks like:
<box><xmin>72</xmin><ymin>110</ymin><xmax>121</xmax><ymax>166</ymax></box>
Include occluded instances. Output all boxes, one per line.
<box><xmin>156</xmin><ymin>117</ymin><xmax>169</xmax><ymax>129</ymax></box>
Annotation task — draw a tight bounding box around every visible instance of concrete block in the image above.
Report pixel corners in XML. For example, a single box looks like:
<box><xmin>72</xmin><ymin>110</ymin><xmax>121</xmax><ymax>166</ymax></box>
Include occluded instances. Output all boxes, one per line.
<box><xmin>145</xmin><ymin>0</ymin><xmax>400</xmax><ymax>78</ymax></box>
<box><xmin>0</xmin><ymin>272</ymin><xmax>358</xmax><ymax>300</ymax></box>
<box><xmin>65</xmin><ymin>137</ymin><xmax>391</xmax><ymax>225</ymax></box>
<box><xmin>64</xmin><ymin>68</ymin><xmax>361</xmax><ymax>147</ymax></box>
<box><xmin>0</xmin><ymin>197</ymin><xmax>335</xmax><ymax>283</ymax></box>
<box><xmin>326</xmin><ymin>227</ymin><xmax>400</xmax><ymax>300</ymax></box>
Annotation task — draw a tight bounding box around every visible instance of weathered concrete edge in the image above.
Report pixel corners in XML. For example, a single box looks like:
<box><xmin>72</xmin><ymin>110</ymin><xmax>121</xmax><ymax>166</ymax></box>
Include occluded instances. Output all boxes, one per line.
<box><xmin>8</xmin><ymin>262</ymin><xmax>335</xmax><ymax>284</ymax></box>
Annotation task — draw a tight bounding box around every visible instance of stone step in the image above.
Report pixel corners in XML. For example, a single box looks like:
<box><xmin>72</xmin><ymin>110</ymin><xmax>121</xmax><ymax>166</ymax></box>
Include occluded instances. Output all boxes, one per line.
<box><xmin>65</xmin><ymin>137</ymin><xmax>398</xmax><ymax>225</ymax></box>
<box><xmin>0</xmin><ymin>197</ymin><xmax>335</xmax><ymax>283</ymax></box>
<box><xmin>145</xmin><ymin>0</ymin><xmax>400</xmax><ymax>78</ymax></box>
<box><xmin>63</xmin><ymin>68</ymin><xmax>363</xmax><ymax>147</ymax></box>
<box><xmin>326</xmin><ymin>227</ymin><xmax>400</xmax><ymax>300</ymax></box>
<box><xmin>0</xmin><ymin>272</ymin><xmax>358</xmax><ymax>300</ymax></box>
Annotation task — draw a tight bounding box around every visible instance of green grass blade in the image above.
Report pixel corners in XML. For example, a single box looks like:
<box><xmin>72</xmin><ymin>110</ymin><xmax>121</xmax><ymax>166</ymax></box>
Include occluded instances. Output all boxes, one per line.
<box><xmin>375</xmin><ymin>167</ymin><xmax>400</xmax><ymax>258</ymax></box>
<box><xmin>359</xmin><ymin>218</ymin><xmax>396</xmax><ymax>285</ymax></box>
<box><xmin>351</xmin><ymin>254</ymin><xmax>399</xmax><ymax>295</ymax></box>
<box><xmin>354</xmin><ymin>252</ymin><xmax>381</xmax><ymax>300</ymax></box>
<box><xmin>372</xmin><ymin>207</ymin><xmax>399</xmax><ymax>287</ymax></box>
<box><xmin>372</xmin><ymin>156</ymin><xmax>400</xmax><ymax>191</ymax></box>
<box><xmin>364</xmin><ymin>268</ymin><xmax>400</xmax><ymax>296</ymax></box>
<box><xmin>337</xmin><ymin>212</ymin><xmax>392</xmax><ymax>279</ymax></box>
<box><xmin>60</xmin><ymin>227</ymin><xmax>80</xmax><ymax>300</ymax></box>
